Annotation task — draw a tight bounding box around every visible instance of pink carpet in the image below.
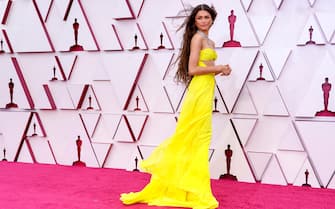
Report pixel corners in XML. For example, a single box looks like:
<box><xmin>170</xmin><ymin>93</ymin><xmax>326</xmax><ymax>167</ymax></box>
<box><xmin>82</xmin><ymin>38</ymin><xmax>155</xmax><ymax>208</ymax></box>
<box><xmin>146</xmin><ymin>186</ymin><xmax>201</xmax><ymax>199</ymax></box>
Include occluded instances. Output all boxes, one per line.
<box><xmin>1</xmin><ymin>162</ymin><xmax>335</xmax><ymax>209</ymax></box>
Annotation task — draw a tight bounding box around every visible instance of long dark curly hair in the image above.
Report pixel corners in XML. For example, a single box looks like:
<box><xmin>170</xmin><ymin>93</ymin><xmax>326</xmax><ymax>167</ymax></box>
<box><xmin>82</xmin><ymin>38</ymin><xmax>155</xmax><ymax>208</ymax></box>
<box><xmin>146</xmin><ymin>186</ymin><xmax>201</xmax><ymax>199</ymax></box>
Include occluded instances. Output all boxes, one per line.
<box><xmin>174</xmin><ymin>4</ymin><xmax>217</xmax><ymax>84</ymax></box>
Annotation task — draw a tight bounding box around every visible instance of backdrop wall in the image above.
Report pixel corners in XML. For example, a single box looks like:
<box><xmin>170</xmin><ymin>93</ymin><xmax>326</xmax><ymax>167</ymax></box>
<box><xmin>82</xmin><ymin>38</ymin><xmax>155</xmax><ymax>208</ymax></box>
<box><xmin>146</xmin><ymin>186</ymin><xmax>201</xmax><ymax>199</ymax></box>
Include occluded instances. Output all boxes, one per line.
<box><xmin>0</xmin><ymin>0</ymin><xmax>335</xmax><ymax>189</ymax></box>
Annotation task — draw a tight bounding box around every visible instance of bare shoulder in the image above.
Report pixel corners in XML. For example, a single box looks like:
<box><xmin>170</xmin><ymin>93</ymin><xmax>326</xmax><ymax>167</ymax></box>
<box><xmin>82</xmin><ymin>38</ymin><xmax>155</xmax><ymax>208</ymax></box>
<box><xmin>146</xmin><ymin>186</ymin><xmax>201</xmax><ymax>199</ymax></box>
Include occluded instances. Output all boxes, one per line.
<box><xmin>191</xmin><ymin>33</ymin><xmax>203</xmax><ymax>48</ymax></box>
<box><xmin>192</xmin><ymin>33</ymin><xmax>204</xmax><ymax>42</ymax></box>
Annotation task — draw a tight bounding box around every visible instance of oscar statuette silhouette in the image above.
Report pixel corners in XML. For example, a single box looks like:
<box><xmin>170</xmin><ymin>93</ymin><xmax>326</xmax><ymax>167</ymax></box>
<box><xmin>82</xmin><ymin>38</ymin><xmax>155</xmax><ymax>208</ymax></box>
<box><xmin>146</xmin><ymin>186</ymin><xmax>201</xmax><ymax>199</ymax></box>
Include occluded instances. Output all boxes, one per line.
<box><xmin>31</xmin><ymin>123</ymin><xmax>38</xmax><ymax>137</ymax></box>
<box><xmin>315</xmin><ymin>77</ymin><xmax>335</xmax><ymax>116</ymax></box>
<box><xmin>51</xmin><ymin>66</ymin><xmax>58</xmax><ymax>81</ymax></box>
<box><xmin>72</xmin><ymin>136</ymin><xmax>86</xmax><ymax>166</ymax></box>
<box><xmin>131</xmin><ymin>34</ymin><xmax>140</xmax><ymax>50</ymax></box>
<box><xmin>223</xmin><ymin>10</ymin><xmax>241</xmax><ymax>47</ymax></box>
<box><xmin>306</xmin><ymin>26</ymin><xmax>316</xmax><ymax>45</ymax></box>
<box><xmin>2</xmin><ymin>148</ymin><xmax>7</xmax><ymax>161</ymax></box>
<box><xmin>219</xmin><ymin>144</ymin><xmax>237</xmax><ymax>180</ymax></box>
<box><xmin>256</xmin><ymin>63</ymin><xmax>265</xmax><ymax>80</ymax></box>
<box><xmin>0</xmin><ymin>39</ymin><xmax>5</xmax><ymax>53</ymax></box>
<box><xmin>86</xmin><ymin>95</ymin><xmax>93</xmax><ymax>110</ymax></box>
<box><xmin>69</xmin><ymin>18</ymin><xmax>84</xmax><ymax>51</ymax></box>
<box><xmin>134</xmin><ymin>96</ymin><xmax>141</xmax><ymax>111</ymax></box>
<box><xmin>5</xmin><ymin>78</ymin><xmax>18</xmax><ymax>108</ymax></box>
<box><xmin>302</xmin><ymin>169</ymin><xmax>311</xmax><ymax>187</ymax></box>
<box><xmin>213</xmin><ymin>96</ymin><xmax>219</xmax><ymax>112</ymax></box>
<box><xmin>157</xmin><ymin>33</ymin><xmax>165</xmax><ymax>49</ymax></box>
<box><xmin>133</xmin><ymin>156</ymin><xmax>140</xmax><ymax>171</ymax></box>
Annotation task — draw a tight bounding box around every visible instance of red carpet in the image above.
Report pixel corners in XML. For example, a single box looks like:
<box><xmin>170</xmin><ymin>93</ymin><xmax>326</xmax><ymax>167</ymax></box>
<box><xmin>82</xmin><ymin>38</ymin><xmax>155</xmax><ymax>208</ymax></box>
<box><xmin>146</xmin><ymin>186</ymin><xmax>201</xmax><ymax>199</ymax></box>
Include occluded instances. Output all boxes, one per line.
<box><xmin>1</xmin><ymin>162</ymin><xmax>335</xmax><ymax>209</ymax></box>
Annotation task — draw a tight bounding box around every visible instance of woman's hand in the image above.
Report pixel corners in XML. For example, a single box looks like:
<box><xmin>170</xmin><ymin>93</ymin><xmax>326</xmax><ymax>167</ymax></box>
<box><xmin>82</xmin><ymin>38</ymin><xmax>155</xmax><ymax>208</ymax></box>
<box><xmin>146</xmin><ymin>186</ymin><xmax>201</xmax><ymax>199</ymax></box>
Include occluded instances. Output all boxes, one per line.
<box><xmin>220</xmin><ymin>64</ymin><xmax>231</xmax><ymax>76</ymax></box>
<box><xmin>213</xmin><ymin>64</ymin><xmax>231</xmax><ymax>76</ymax></box>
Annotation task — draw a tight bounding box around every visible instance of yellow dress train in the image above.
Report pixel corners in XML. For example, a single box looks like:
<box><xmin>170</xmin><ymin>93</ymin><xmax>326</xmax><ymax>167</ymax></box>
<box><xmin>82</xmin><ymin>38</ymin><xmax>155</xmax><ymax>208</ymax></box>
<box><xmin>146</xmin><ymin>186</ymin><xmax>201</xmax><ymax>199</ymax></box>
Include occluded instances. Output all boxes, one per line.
<box><xmin>120</xmin><ymin>48</ymin><xmax>219</xmax><ymax>209</ymax></box>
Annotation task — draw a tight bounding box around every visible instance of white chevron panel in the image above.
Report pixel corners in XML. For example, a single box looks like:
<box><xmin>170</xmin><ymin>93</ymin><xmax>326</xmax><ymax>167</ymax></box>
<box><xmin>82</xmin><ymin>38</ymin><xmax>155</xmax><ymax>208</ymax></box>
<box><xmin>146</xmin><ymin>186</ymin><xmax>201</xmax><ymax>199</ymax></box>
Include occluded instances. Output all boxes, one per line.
<box><xmin>1</xmin><ymin>0</ymin><xmax>335</xmax><ymax>188</ymax></box>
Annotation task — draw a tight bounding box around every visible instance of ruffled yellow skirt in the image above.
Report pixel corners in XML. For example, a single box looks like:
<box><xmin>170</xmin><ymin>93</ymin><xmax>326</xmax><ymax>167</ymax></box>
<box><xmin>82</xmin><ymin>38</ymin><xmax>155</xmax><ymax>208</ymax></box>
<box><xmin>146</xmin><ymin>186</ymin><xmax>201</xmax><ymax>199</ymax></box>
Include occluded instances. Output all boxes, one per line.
<box><xmin>121</xmin><ymin>49</ymin><xmax>219</xmax><ymax>209</ymax></box>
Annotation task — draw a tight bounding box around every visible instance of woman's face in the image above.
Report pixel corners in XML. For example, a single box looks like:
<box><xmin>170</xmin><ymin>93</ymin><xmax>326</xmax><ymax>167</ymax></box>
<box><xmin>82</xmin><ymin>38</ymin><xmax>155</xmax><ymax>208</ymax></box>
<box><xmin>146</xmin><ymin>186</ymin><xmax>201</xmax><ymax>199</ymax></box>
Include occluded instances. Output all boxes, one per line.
<box><xmin>194</xmin><ymin>10</ymin><xmax>213</xmax><ymax>32</ymax></box>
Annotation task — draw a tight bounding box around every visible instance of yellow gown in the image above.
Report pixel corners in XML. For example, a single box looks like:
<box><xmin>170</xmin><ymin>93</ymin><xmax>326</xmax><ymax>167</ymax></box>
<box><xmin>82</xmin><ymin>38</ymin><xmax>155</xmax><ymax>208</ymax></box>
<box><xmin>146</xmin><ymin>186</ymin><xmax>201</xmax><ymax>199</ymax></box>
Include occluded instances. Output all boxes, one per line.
<box><xmin>120</xmin><ymin>48</ymin><xmax>219</xmax><ymax>209</ymax></box>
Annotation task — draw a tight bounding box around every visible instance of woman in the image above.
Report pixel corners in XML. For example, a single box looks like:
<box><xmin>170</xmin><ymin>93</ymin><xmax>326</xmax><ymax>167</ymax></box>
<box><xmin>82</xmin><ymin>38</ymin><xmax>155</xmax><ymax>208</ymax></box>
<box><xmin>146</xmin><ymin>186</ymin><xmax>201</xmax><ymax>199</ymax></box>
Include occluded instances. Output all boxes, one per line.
<box><xmin>120</xmin><ymin>4</ymin><xmax>231</xmax><ymax>209</ymax></box>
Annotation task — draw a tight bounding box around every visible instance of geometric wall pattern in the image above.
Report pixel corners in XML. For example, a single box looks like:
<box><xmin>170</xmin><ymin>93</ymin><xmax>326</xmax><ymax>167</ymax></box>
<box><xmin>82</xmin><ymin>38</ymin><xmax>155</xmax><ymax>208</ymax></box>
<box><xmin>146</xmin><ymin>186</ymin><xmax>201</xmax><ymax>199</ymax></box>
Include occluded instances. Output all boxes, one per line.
<box><xmin>1</xmin><ymin>0</ymin><xmax>335</xmax><ymax>189</ymax></box>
